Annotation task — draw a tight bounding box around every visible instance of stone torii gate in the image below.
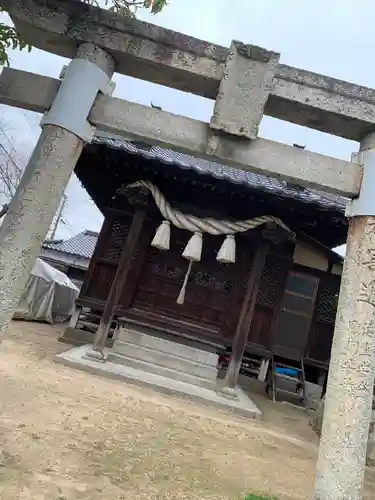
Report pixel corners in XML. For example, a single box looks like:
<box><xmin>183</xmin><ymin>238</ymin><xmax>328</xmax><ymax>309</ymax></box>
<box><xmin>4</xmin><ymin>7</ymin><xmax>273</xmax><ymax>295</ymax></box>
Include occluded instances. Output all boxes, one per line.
<box><xmin>0</xmin><ymin>0</ymin><xmax>374</xmax><ymax>498</ymax></box>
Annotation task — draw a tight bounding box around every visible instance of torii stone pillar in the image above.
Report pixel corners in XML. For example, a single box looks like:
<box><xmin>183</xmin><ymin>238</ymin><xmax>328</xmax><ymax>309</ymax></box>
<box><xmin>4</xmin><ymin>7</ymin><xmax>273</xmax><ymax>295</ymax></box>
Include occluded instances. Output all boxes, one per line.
<box><xmin>314</xmin><ymin>132</ymin><xmax>375</xmax><ymax>499</ymax></box>
<box><xmin>0</xmin><ymin>43</ymin><xmax>115</xmax><ymax>343</ymax></box>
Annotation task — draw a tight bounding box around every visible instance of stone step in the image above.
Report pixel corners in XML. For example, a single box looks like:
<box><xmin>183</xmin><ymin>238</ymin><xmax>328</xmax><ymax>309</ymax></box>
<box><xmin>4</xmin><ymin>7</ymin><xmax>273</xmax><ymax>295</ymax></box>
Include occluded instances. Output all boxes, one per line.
<box><xmin>112</xmin><ymin>339</ymin><xmax>218</xmax><ymax>381</ymax></box>
<box><xmin>116</xmin><ymin>328</ymin><xmax>218</xmax><ymax>367</ymax></box>
<box><xmin>107</xmin><ymin>352</ymin><xmax>216</xmax><ymax>390</ymax></box>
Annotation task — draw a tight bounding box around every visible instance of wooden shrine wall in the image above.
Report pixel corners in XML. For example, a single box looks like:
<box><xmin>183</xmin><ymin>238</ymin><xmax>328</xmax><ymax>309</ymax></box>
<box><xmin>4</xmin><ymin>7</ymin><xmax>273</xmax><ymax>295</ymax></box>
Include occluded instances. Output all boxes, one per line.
<box><xmin>132</xmin><ymin>228</ymin><xmax>243</xmax><ymax>339</ymax></box>
<box><xmin>79</xmin><ymin>209</ymin><xmax>146</xmax><ymax>308</ymax></box>
<box><xmin>79</xmin><ymin>209</ymin><xmax>293</xmax><ymax>347</ymax></box>
<box><xmin>78</xmin><ymin>209</ymin><xmax>339</xmax><ymax>364</ymax></box>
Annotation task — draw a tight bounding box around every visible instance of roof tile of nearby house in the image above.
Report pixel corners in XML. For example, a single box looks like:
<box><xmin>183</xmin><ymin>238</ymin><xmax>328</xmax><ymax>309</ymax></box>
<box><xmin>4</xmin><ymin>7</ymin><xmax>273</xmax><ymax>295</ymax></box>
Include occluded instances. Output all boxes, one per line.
<box><xmin>93</xmin><ymin>136</ymin><xmax>348</xmax><ymax>213</ymax></box>
<box><xmin>43</xmin><ymin>230</ymin><xmax>99</xmax><ymax>259</ymax></box>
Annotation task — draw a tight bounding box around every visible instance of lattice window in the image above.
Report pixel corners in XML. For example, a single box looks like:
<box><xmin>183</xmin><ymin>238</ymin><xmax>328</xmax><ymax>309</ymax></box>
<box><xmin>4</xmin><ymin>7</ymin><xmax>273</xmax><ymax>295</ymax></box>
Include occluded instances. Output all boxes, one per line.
<box><xmin>145</xmin><ymin>248</ymin><xmax>165</xmax><ymax>274</ymax></box>
<box><xmin>257</xmin><ymin>255</ymin><xmax>284</xmax><ymax>307</ymax></box>
<box><xmin>166</xmin><ymin>265</ymin><xmax>185</xmax><ymax>279</ymax></box>
<box><xmin>144</xmin><ymin>247</ymin><xmax>186</xmax><ymax>280</ymax></box>
<box><xmin>241</xmin><ymin>253</ymin><xmax>253</xmax><ymax>297</ymax></box>
<box><xmin>191</xmin><ymin>270</ymin><xmax>233</xmax><ymax>294</ymax></box>
<box><xmin>315</xmin><ymin>277</ymin><xmax>340</xmax><ymax>324</ymax></box>
<box><xmin>101</xmin><ymin>216</ymin><xmax>131</xmax><ymax>264</ymax></box>
<box><xmin>144</xmin><ymin>247</ymin><xmax>234</xmax><ymax>294</ymax></box>
<box><xmin>241</xmin><ymin>254</ymin><xmax>284</xmax><ymax>307</ymax></box>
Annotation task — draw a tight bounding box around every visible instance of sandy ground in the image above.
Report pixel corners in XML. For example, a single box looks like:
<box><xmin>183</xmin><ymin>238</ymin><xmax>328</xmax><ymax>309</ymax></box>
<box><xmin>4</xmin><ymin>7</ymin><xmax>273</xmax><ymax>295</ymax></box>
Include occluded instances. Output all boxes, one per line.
<box><xmin>1</xmin><ymin>321</ymin><xmax>375</xmax><ymax>500</ymax></box>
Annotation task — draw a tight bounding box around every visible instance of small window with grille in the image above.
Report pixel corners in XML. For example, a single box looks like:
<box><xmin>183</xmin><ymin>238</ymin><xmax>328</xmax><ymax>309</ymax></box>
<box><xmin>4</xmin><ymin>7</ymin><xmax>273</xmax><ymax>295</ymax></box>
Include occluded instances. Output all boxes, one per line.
<box><xmin>101</xmin><ymin>215</ymin><xmax>132</xmax><ymax>264</ymax></box>
<box><xmin>315</xmin><ymin>277</ymin><xmax>340</xmax><ymax>324</ymax></box>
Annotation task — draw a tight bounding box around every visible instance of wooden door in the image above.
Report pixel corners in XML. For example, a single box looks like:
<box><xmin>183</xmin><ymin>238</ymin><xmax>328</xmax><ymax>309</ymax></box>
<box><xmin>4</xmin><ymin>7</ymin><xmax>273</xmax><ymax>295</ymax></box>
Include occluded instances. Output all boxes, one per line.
<box><xmin>273</xmin><ymin>271</ymin><xmax>319</xmax><ymax>360</ymax></box>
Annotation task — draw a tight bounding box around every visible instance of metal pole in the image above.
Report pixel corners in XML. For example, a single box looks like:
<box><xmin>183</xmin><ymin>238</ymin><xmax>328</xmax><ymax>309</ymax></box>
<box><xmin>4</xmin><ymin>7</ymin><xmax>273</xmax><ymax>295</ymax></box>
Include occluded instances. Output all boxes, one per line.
<box><xmin>48</xmin><ymin>194</ymin><xmax>67</xmax><ymax>240</ymax></box>
<box><xmin>0</xmin><ymin>43</ymin><xmax>115</xmax><ymax>343</ymax></box>
<box><xmin>314</xmin><ymin>132</ymin><xmax>375</xmax><ymax>500</ymax></box>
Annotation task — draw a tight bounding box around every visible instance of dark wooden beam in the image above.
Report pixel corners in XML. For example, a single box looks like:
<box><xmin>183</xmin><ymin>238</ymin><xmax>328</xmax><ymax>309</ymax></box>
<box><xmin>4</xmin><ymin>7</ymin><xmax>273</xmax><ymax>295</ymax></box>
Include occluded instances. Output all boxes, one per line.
<box><xmin>224</xmin><ymin>224</ymin><xmax>295</xmax><ymax>389</ymax></box>
<box><xmin>221</xmin><ymin>239</ymin><xmax>254</xmax><ymax>340</ymax></box>
<box><xmin>224</xmin><ymin>239</ymin><xmax>270</xmax><ymax>389</ymax></box>
<box><xmin>90</xmin><ymin>186</ymin><xmax>150</xmax><ymax>356</ymax></box>
<box><xmin>119</xmin><ymin>217</ymin><xmax>154</xmax><ymax>311</ymax></box>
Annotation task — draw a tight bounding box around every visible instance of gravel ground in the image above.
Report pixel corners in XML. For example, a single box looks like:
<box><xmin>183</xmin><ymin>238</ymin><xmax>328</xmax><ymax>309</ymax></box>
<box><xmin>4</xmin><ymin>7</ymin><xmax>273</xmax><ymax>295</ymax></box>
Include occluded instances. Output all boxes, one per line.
<box><xmin>1</xmin><ymin>320</ymin><xmax>375</xmax><ymax>500</ymax></box>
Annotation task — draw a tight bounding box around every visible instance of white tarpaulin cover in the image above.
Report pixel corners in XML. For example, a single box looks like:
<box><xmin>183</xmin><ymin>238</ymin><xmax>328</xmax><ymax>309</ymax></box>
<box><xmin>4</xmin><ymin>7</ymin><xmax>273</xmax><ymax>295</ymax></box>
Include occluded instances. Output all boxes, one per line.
<box><xmin>14</xmin><ymin>258</ymin><xmax>79</xmax><ymax>324</ymax></box>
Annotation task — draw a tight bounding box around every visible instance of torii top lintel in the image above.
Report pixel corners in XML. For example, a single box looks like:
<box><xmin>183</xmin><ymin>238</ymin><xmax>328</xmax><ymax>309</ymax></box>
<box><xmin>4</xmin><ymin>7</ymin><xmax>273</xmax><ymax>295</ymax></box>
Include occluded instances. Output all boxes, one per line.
<box><xmin>3</xmin><ymin>0</ymin><xmax>375</xmax><ymax>142</ymax></box>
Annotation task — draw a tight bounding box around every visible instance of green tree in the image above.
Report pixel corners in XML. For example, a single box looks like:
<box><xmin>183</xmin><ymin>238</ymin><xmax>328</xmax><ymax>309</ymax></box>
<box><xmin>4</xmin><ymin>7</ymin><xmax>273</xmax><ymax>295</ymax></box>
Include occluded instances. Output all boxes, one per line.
<box><xmin>0</xmin><ymin>0</ymin><xmax>167</xmax><ymax>66</ymax></box>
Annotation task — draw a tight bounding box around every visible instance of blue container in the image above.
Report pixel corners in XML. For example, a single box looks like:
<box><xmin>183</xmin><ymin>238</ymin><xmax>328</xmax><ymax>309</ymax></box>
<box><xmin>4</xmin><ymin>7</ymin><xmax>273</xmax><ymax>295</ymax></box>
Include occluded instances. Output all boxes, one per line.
<box><xmin>275</xmin><ymin>367</ymin><xmax>298</xmax><ymax>377</ymax></box>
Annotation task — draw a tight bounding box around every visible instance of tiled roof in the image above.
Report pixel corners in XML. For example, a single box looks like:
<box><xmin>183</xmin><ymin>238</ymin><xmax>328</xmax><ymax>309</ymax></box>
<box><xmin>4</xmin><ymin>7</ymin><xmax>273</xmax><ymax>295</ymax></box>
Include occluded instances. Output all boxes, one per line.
<box><xmin>93</xmin><ymin>136</ymin><xmax>347</xmax><ymax>212</ymax></box>
<box><xmin>43</xmin><ymin>230</ymin><xmax>99</xmax><ymax>259</ymax></box>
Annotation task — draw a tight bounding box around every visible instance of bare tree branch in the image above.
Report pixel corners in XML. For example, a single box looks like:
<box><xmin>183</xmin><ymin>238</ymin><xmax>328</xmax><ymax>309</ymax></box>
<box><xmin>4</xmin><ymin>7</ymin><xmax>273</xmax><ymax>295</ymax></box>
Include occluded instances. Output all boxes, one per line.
<box><xmin>0</xmin><ymin>143</ymin><xmax>26</xmax><ymax>200</ymax></box>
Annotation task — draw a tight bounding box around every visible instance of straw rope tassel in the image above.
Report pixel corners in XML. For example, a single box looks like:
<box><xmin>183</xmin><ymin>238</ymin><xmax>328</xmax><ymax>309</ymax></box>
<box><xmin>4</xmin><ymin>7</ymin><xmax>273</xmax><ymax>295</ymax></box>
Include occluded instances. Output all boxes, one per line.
<box><xmin>177</xmin><ymin>260</ymin><xmax>193</xmax><ymax>305</ymax></box>
<box><xmin>182</xmin><ymin>231</ymin><xmax>203</xmax><ymax>262</ymax></box>
<box><xmin>217</xmin><ymin>234</ymin><xmax>236</xmax><ymax>264</ymax></box>
<box><xmin>152</xmin><ymin>220</ymin><xmax>170</xmax><ymax>250</ymax></box>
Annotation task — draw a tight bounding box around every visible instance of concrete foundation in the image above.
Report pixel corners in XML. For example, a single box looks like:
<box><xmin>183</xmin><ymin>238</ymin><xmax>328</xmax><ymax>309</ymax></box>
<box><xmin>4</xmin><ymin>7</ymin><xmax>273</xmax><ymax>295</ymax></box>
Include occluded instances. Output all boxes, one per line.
<box><xmin>305</xmin><ymin>382</ymin><xmax>323</xmax><ymax>410</ymax></box>
<box><xmin>110</xmin><ymin>327</ymin><xmax>218</xmax><ymax>389</ymax></box>
<box><xmin>56</xmin><ymin>327</ymin><xmax>261</xmax><ymax>419</ymax></box>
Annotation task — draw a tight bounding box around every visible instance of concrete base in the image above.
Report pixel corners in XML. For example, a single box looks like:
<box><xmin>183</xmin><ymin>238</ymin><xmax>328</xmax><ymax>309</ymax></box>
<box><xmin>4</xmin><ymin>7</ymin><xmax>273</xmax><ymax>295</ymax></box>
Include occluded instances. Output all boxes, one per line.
<box><xmin>56</xmin><ymin>344</ymin><xmax>261</xmax><ymax>420</ymax></box>
<box><xmin>305</xmin><ymin>382</ymin><xmax>323</xmax><ymax>410</ymax></box>
<box><xmin>110</xmin><ymin>327</ymin><xmax>219</xmax><ymax>390</ymax></box>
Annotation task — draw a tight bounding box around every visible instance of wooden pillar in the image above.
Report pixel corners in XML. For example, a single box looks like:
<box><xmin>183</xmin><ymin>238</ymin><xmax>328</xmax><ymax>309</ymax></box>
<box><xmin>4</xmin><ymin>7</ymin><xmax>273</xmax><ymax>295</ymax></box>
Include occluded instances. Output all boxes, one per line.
<box><xmin>221</xmin><ymin>239</ymin><xmax>248</xmax><ymax>340</ymax></box>
<box><xmin>224</xmin><ymin>239</ymin><xmax>270</xmax><ymax>389</ymax></box>
<box><xmin>224</xmin><ymin>223</ymin><xmax>295</xmax><ymax>391</ymax></box>
<box><xmin>88</xmin><ymin>186</ymin><xmax>150</xmax><ymax>358</ymax></box>
<box><xmin>69</xmin><ymin>305</ymin><xmax>82</xmax><ymax>329</ymax></box>
<box><xmin>119</xmin><ymin>220</ymin><xmax>154</xmax><ymax>311</ymax></box>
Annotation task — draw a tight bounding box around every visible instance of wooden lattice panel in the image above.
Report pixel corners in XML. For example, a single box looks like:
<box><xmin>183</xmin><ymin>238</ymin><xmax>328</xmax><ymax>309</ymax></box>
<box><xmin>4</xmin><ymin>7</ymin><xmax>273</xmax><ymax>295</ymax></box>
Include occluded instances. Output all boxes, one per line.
<box><xmin>144</xmin><ymin>236</ymin><xmax>234</xmax><ymax>294</ymax></box>
<box><xmin>257</xmin><ymin>255</ymin><xmax>284</xmax><ymax>307</ymax></box>
<box><xmin>191</xmin><ymin>266</ymin><xmax>234</xmax><ymax>294</ymax></box>
<box><xmin>147</xmin><ymin>252</ymin><xmax>185</xmax><ymax>280</ymax></box>
<box><xmin>315</xmin><ymin>276</ymin><xmax>340</xmax><ymax>324</ymax></box>
<box><xmin>188</xmin><ymin>235</ymin><xmax>235</xmax><ymax>295</ymax></box>
<box><xmin>240</xmin><ymin>253</ymin><xmax>283</xmax><ymax>306</ymax></box>
<box><xmin>241</xmin><ymin>261</ymin><xmax>252</xmax><ymax>297</ymax></box>
<box><xmin>101</xmin><ymin>215</ymin><xmax>131</xmax><ymax>264</ymax></box>
<box><xmin>136</xmin><ymin>228</ymin><xmax>236</xmax><ymax>326</ymax></box>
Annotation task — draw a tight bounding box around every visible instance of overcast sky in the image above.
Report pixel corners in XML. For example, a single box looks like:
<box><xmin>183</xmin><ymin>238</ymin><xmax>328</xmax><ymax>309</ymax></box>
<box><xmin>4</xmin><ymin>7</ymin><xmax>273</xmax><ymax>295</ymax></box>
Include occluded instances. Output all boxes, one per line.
<box><xmin>2</xmin><ymin>0</ymin><xmax>371</xmax><ymax>254</ymax></box>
